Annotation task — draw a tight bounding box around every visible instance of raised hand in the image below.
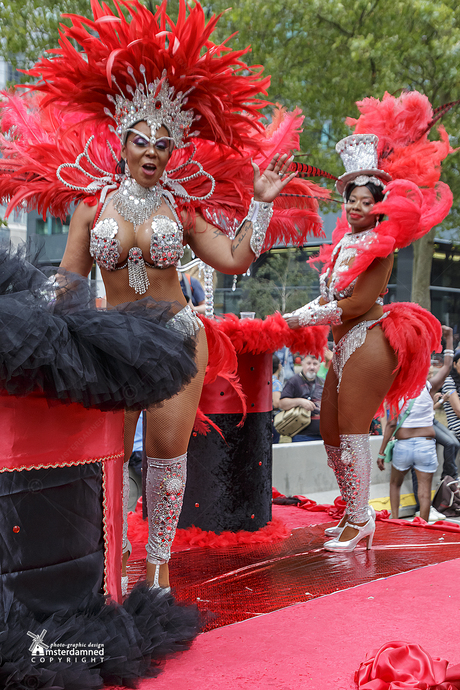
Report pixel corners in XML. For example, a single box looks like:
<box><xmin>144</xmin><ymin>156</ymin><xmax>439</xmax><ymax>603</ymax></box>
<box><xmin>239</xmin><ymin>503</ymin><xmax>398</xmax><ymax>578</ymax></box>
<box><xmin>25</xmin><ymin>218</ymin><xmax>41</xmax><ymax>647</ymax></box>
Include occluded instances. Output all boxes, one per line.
<box><xmin>252</xmin><ymin>153</ymin><xmax>297</xmax><ymax>203</ymax></box>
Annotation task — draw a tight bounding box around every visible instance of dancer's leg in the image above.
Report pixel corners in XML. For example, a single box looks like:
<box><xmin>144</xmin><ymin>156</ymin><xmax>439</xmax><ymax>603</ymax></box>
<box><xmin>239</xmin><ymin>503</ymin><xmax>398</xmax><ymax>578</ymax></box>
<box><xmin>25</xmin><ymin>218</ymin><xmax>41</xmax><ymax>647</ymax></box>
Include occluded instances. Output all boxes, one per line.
<box><xmin>144</xmin><ymin>326</ymin><xmax>208</xmax><ymax>586</ymax></box>
<box><xmin>336</xmin><ymin>326</ymin><xmax>397</xmax><ymax>541</ymax></box>
<box><xmin>415</xmin><ymin>470</ymin><xmax>434</xmax><ymax>522</ymax></box>
<box><xmin>389</xmin><ymin>465</ymin><xmax>407</xmax><ymax>518</ymax></box>
<box><xmin>321</xmin><ymin>368</ymin><xmax>350</xmax><ymax>528</ymax></box>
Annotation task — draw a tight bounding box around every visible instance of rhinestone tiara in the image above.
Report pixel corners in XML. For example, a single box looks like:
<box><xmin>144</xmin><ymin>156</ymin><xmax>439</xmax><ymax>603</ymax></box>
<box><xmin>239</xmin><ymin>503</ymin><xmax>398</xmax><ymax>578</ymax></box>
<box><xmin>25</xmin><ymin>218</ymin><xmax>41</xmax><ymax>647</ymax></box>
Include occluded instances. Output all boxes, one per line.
<box><xmin>104</xmin><ymin>67</ymin><xmax>196</xmax><ymax>148</ymax></box>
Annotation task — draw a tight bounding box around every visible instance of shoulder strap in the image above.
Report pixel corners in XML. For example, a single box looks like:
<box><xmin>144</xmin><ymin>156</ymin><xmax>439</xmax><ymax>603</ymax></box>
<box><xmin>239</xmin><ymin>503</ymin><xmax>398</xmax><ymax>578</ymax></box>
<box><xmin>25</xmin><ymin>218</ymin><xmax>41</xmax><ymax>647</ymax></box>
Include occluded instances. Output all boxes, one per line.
<box><xmin>393</xmin><ymin>398</ymin><xmax>416</xmax><ymax>436</ymax></box>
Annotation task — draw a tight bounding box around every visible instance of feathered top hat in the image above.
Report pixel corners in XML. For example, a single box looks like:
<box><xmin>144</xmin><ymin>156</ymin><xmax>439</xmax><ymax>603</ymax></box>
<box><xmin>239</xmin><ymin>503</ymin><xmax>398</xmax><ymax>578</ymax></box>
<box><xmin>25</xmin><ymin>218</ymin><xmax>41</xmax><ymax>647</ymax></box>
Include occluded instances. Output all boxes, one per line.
<box><xmin>335</xmin><ymin>134</ymin><xmax>392</xmax><ymax>195</ymax></box>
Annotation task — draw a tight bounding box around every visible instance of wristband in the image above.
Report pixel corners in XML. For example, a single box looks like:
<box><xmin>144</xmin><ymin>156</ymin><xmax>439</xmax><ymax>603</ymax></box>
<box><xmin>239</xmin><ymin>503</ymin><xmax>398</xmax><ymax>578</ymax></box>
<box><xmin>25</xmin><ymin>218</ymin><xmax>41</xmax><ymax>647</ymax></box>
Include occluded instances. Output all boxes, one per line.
<box><xmin>236</xmin><ymin>198</ymin><xmax>273</xmax><ymax>259</ymax></box>
<box><xmin>377</xmin><ymin>453</ymin><xmax>385</xmax><ymax>460</ymax></box>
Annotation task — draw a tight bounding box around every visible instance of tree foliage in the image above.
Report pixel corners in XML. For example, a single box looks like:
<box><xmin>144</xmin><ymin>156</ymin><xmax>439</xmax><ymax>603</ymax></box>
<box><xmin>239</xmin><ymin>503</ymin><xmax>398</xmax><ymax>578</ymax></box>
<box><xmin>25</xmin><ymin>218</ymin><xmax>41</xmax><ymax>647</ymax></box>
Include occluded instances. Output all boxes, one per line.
<box><xmin>239</xmin><ymin>249</ymin><xmax>318</xmax><ymax>318</ymax></box>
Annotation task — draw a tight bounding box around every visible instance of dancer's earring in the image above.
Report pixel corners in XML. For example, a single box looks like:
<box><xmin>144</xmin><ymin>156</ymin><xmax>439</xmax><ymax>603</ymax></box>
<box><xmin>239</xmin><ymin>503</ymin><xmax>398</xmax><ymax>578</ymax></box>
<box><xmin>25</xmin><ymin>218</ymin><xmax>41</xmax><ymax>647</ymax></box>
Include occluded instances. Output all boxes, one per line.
<box><xmin>124</xmin><ymin>160</ymin><xmax>131</xmax><ymax>178</ymax></box>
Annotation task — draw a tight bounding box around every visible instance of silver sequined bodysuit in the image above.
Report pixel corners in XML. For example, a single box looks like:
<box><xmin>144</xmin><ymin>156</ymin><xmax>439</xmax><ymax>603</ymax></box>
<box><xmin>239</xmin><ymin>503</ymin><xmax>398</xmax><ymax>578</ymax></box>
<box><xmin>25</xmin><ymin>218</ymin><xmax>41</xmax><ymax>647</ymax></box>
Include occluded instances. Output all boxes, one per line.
<box><xmin>323</xmin><ymin>230</ymin><xmax>387</xmax><ymax>391</ymax></box>
<box><xmin>90</xmin><ymin>196</ymin><xmax>184</xmax><ymax>272</ymax></box>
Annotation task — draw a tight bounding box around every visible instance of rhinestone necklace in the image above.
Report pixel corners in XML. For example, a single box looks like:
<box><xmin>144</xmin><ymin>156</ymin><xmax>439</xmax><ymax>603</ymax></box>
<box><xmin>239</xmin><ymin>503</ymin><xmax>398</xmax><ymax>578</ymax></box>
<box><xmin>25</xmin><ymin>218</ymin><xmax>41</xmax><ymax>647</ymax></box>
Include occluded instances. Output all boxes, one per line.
<box><xmin>113</xmin><ymin>177</ymin><xmax>163</xmax><ymax>227</ymax></box>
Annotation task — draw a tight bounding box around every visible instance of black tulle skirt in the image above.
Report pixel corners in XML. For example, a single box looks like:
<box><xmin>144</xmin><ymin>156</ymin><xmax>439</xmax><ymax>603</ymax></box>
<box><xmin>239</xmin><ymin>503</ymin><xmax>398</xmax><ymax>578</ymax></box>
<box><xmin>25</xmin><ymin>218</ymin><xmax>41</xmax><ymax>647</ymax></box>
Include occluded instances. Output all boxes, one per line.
<box><xmin>0</xmin><ymin>247</ymin><xmax>200</xmax><ymax>688</ymax></box>
<box><xmin>0</xmin><ymin>245</ymin><xmax>197</xmax><ymax>410</ymax></box>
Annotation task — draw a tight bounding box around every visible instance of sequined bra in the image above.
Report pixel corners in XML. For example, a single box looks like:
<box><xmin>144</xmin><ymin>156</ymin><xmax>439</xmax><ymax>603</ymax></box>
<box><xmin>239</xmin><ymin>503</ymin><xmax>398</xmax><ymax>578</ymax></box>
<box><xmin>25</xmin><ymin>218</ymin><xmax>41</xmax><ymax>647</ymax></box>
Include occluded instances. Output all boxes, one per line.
<box><xmin>90</xmin><ymin>214</ymin><xmax>184</xmax><ymax>271</ymax></box>
<box><xmin>320</xmin><ymin>229</ymin><xmax>384</xmax><ymax>306</ymax></box>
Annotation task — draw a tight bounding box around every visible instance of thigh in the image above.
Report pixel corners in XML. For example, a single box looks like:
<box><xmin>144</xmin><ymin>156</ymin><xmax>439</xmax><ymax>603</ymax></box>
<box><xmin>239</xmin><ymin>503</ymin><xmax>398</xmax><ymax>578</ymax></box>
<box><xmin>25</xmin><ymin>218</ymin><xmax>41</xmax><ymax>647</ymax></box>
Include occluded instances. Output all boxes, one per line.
<box><xmin>145</xmin><ymin>326</ymin><xmax>208</xmax><ymax>458</ymax></box>
<box><xmin>414</xmin><ymin>468</ymin><xmax>434</xmax><ymax>492</ymax></box>
<box><xmin>319</xmin><ymin>366</ymin><xmax>340</xmax><ymax>447</ymax></box>
<box><xmin>337</xmin><ymin>325</ymin><xmax>398</xmax><ymax>435</ymax></box>
<box><xmin>390</xmin><ymin>464</ymin><xmax>408</xmax><ymax>487</ymax></box>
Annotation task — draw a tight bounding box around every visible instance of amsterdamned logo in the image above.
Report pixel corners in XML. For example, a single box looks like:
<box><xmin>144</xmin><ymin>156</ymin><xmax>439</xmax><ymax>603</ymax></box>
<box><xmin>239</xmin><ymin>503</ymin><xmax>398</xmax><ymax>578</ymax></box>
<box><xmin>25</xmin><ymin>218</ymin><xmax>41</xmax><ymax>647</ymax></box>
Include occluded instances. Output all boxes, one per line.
<box><xmin>27</xmin><ymin>629</ymin><xmax>105</xmax><ymax>664</ymax></box>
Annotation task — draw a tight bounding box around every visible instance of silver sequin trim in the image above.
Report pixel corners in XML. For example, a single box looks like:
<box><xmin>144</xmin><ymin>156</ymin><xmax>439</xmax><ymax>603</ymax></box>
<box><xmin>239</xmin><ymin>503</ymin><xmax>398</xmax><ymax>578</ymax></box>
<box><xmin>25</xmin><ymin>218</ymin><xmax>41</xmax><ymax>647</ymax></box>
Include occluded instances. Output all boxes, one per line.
<box><xmin>146</xmin><ymin>453</ymin><xmax>187</xmax><ymax>563</ymax></box>
<box><xmin>167</xmin><ymin>304</ymin><xmax>203</xmax><ymax>337</ymax></box>
<box><xmin>113</xmin><ymin>178</ymin><xmax>163</xmax><ymax>227</ymax></box>
<box><xmin>294</xmin><ymin>296</ymin><xmax>343</xmax><ymax>327</ymax></box>
<box><xmin>90</xmin><ymin>217</ymin><xmax>121</xmax><ymax>270</ymax></box>
<box><xmin>340</xmin><ymin>433</ymin><xmax>372</xmax><ymax>523</ymax></box>
<box><xmin>246</xmin><ymin>198</ymin><xmax>273</xmax><ymax>258</ymax></box>
<box><xmin>333</xmin><ymin>314</ymin><xmax>388</xmax><ymax>392</ymax></box>
<box><xmin>149</xmin><ymin>215</ymin><xmax>184</xmax><ymax>268</ymax></box>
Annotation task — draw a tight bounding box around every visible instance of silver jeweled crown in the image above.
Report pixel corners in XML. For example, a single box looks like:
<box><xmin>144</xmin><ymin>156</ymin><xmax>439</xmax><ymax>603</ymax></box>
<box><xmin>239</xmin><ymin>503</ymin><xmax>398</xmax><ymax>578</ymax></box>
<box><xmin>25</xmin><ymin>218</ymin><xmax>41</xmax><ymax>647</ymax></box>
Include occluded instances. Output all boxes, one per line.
<box><xmin>105</xmin><ymin>67</ymin><xmax>196</xmax><ymax>148</ymax></box>
<box><xmin>335</xmin><ymin>134</ymin><xmax>392</xmax><ymax>195</ymax></box>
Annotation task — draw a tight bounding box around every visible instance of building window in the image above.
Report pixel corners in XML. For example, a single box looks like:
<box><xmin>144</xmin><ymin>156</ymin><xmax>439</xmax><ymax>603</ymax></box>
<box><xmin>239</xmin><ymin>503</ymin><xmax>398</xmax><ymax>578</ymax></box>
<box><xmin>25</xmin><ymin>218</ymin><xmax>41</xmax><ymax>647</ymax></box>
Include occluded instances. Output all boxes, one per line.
<box><xmin>35</xmin><ymin>216</ymin><xmax>70</xmax><ymax>235</ymax></box>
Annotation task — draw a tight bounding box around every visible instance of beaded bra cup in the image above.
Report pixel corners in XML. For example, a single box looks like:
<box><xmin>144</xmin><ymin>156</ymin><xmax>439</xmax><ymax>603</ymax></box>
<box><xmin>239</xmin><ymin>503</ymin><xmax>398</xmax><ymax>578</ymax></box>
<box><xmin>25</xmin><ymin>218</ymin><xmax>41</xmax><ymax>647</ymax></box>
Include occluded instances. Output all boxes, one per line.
<box><xmin>320</xmin><ymin>229</ymin><xmax>384</xmax><ymax>307</ymax></box>
<box><xmin>90</xmin><ymin>214</ymin><xmax>184</xmax><ymax>272</ymax></box>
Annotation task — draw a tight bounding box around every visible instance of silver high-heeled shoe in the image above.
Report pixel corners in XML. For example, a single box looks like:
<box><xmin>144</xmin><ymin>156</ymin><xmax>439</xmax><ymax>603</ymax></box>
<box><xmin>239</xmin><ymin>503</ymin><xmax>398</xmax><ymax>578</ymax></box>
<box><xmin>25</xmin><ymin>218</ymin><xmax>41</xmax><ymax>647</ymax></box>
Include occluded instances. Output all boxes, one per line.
<box><xmin>121</xmin><ymin>538</ymin><xmax>132</xmax><ymax>597</ymax></box>
<box><xmin>324</xmin><ymin>505</ymin><xmax>376</xmax><ymax>537</ymax></box>
<box><xmin>147</xmin><ymin>562</ymin><xmax>171</xmax><ymax>594</ymax></box>
<box><xmin>324</xmin><ymin>517</ymin><xmax>375</xmax><ymax>552</ymax></box>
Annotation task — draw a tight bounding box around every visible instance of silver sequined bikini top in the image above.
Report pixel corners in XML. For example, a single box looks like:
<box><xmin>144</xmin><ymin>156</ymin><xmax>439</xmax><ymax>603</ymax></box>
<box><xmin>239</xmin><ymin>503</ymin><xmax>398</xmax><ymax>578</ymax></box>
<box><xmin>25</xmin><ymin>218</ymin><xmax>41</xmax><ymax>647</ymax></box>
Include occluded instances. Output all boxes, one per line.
<box><xmin>90</xmin><ymin>214</ymin><xmax>184</xmax><ymax>271</ymax></box>
<box><xmin>320</xmin><ymin>229</ymin><xmax>383</xmax><ymax>306</ymax></box>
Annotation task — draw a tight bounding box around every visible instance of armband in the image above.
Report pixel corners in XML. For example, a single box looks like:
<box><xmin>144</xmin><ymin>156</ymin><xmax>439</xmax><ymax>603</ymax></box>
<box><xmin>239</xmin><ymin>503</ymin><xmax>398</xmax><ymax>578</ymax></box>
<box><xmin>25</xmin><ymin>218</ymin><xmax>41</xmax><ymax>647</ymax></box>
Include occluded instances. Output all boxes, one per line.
<box><xmin>286</xmin><ymin>296</ymin><xmax>343</xmax><ymax>327</ymax></box>
<box><xmin>236</xmin><ymin>198</ymin><xmax>273</xmax><ymax>259</ymax></box>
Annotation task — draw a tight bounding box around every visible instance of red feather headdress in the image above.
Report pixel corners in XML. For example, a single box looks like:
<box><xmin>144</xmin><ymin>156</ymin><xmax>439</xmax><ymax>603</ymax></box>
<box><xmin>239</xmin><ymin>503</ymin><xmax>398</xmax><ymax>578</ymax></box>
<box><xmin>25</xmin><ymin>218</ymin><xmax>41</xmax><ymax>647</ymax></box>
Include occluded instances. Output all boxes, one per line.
<box><xmin>311</xmin><ymin>90</ymin><xmax>453</xmax><ymax>287</ymax></box>
<box><xmin>0</xmin><ymin>0</ymin><xmax>327</xmax><ymax>248</ymax></box>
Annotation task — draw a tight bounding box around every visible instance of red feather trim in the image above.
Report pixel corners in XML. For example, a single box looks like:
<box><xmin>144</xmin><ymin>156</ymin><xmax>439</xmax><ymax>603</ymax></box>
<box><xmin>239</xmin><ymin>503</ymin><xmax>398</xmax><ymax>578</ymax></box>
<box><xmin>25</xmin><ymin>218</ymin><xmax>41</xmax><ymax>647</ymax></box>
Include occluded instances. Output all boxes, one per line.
<box><xmin>380</xmin><ymin>302</ymin><xmax>441</xmax><ymax>414</ymax></box>
<box><xmin>192</xmin><ymin>314</ymin><xmax>328</xmax><ymax>435</ymax></box>
<box><xmin>214</xmin><ymin>312</ymin><xmax>328</xmax><ymax>358</ymax></box>
<box><xmin>193</xmin><ymin>315</ymin><xmax>246</xmax><ymax>434</ymax></box>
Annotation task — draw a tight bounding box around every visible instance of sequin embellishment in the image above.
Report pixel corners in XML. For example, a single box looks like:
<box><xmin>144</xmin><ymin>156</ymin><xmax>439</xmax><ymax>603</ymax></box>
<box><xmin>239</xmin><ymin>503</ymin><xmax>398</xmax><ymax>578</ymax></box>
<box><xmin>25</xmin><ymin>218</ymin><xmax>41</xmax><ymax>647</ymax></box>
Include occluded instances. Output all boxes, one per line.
<box><xmin>332</xmin><ymin>314</ymin><xmax>388</xmax><ymax>391</ymax></box>
<box><xmin>90</xmin><ymin>217</ymin><xmax>121</xmax><ymax>270</ymax></box>
<box><xmin>150</xmin><ymin>215</ymin><xmax>184</xmax><ymax>268</ymax></box>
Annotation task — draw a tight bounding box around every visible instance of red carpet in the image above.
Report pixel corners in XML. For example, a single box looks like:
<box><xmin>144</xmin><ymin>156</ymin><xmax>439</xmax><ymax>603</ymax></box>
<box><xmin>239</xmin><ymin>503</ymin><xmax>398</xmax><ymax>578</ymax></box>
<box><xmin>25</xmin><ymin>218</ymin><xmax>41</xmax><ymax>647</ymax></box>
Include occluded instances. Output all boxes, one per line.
<box><xmin>124</xmin><ymin>504</ymin><xmax>460</xmax><ymax>689</ymax></box>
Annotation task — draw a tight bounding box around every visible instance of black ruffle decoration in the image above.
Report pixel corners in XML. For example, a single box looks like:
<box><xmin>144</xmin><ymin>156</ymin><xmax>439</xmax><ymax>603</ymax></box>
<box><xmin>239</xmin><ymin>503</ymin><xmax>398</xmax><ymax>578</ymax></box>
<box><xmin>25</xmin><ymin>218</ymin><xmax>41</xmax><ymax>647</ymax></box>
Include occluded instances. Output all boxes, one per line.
<box><xmin>0</xmin><ymin>245</ymin><xmax>197</xmax><ymax>410</ymax></box>
<box><xmin>0</xmin><ymin>586</ymin><xmax>200</xmax><ymax>690</ymax></box>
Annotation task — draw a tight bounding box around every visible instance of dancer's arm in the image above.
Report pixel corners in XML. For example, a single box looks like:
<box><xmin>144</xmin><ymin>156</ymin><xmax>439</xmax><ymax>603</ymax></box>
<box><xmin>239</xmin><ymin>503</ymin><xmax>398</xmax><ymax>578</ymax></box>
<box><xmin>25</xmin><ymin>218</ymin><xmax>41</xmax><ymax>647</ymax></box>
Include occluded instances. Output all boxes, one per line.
<box><xmin>377</xmin><ymin>415</ymin><xmax>397</xmax><ymax>471</ymax></box>
<box><xmin>285</xmin><ymin>254</ymin><xmax>393</xmax><ymax>328</ymax></box>
<box><xmin>184</xmin><ymin>154</ymin><xmax>296</xmax><ymax>273</ymax></box>
<box><xmin>60</xmin><ymin>201</ymin><xmax>97</xmax><ymax>276</ymax></box>
<box><xmin>429</xmin><ymin>326</ymin><xmax>454</xmax><ymax>395</ymax></box>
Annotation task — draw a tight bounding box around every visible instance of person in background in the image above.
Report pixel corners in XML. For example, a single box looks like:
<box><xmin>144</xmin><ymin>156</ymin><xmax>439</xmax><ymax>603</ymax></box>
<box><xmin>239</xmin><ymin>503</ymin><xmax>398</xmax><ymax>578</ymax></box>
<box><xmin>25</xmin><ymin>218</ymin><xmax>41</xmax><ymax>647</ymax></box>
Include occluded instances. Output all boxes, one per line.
<box><xmin>377</xmin><ymin>326</ymin><xmax>454</xmax><ymax>521</ymax></box>
<box><xmin>272</xmin><ymin>354</ymin><xmax>283</xmax><ymax>444</ymax></box>
<box><xmin>278</xmin><ymin>354</ymin><xmax>323</xmax><ymax>442</ymax></box>
<box><xmin>317</xmin><ymin>344</ymin><xmax>333</xmax><ymax>381</ymax></box>
<box><xmin>179</xmin><ymin>271</ymin><xmax>206</xmax><ymax>314</ymax></box>
<box><xmin>275</xmin><ymin>345</ymin><xmax>295</xmax><ymax>384</ymax></box>
<box><xmin>442</xmin><ymin>351</ymin><xmax>460</xmax><ymax>448</ymax></box>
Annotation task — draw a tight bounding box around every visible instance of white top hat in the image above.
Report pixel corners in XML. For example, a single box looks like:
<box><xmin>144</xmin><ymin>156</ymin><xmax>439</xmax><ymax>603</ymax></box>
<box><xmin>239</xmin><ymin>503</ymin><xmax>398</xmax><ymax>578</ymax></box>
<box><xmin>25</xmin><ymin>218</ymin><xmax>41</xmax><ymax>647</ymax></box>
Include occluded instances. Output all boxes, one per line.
<box><xmin>335</xmin><ymin>134</ymin><xmax>392</xmax><ymax>195</ymax></box>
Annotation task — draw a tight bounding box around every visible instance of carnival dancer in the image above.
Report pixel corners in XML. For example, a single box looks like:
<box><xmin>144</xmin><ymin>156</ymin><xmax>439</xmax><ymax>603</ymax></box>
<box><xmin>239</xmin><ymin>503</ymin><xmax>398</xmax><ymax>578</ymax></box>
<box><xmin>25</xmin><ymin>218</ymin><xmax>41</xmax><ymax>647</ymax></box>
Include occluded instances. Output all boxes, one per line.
<box><xmin>0</xmin><ymin>2</ymin><xmax>328</xmax><ymax>684</ymax></box>
<box><xmin>284</xmin><ymin>91</ymin><xmax>453</xmax><ymax>552</ymax></box>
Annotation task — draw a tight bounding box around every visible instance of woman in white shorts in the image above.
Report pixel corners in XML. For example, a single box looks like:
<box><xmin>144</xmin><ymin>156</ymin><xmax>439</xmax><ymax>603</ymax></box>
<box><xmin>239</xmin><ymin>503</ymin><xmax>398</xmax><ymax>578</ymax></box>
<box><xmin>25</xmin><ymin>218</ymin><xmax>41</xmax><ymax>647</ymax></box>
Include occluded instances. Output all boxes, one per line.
<box><xmin>378</xmin><ymin>328</ymin><xmax>454</xmax><ymax>521</ymax></box>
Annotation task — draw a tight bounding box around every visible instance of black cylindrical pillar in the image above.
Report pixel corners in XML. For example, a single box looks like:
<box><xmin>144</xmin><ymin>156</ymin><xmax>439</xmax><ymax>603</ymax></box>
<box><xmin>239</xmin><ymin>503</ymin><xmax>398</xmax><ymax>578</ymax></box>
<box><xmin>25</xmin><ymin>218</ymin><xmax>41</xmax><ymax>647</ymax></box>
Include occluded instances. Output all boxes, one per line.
<box><xmin>180</xmin><ymin>351</ymin><xmax>273</xmax><ymax>533</ymax></box>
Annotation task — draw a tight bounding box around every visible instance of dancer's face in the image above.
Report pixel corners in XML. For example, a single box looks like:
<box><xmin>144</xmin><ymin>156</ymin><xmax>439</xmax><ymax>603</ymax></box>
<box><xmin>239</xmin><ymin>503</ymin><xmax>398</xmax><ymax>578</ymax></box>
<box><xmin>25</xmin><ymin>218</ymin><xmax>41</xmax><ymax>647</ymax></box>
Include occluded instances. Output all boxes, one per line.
<box><xmin>122</xmin><ymin>122</ymin><xmax>172</xmax><ymax>188</ymax></box>
<box><xmin>302</xmin><ymin>356</ymin><xmax>320</xmax><ymax>380</ymax></box>
<box><xmin>345</xmin><ymin>186</ymin><xmax>376</xmax><ymax>233</ymax></box>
